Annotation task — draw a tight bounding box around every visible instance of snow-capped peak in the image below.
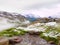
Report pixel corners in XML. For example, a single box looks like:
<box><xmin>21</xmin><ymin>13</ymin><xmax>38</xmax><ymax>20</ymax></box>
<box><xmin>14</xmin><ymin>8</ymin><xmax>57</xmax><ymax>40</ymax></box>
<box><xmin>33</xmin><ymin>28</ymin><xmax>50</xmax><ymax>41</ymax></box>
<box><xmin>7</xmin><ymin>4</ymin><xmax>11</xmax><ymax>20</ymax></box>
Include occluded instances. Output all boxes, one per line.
<box><xmin>23</xmin><ymin>14</ymin><xmax>40</xmax><ymax>18</ymax></box>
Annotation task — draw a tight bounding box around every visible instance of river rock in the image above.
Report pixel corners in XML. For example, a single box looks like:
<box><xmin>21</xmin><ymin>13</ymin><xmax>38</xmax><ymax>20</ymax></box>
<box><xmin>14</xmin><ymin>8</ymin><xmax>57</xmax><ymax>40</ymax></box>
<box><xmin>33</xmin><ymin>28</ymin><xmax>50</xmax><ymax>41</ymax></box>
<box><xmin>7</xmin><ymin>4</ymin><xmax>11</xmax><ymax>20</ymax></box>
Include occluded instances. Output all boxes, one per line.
<box><xmin>0</xmin><ymin>37</ymin><xmax>9</xmax><ymax>45</ymax></box>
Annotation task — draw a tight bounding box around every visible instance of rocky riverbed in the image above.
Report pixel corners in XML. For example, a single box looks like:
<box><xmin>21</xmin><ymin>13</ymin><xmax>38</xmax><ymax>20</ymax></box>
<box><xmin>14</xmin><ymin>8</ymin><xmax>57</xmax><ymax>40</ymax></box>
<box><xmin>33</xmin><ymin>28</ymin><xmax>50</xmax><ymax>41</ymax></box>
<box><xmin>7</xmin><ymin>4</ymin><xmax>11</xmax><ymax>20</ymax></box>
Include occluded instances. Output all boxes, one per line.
<box><xmin>9</xmin><ymin>33</ymin><xmax>52</xmax><ymax>45</ymax></box>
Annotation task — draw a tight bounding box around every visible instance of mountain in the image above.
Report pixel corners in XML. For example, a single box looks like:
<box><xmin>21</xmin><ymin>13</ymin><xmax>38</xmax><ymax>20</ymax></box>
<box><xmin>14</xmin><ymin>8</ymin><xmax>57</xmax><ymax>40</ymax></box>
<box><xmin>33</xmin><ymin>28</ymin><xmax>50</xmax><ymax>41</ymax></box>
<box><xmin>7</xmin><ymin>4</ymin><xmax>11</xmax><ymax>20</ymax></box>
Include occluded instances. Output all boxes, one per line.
<box><xmin>0</xmin><ymin>11</ymin><xmax>30</xmax><ymax>27</ymax></box>
<box><xmin>48</xmin><ymin>14</ymin><xmax>60</xmax><ymax>18</ymax></box>
<box><xmin>0</xmin><ymin>11</ymin><xmax>27</xmax><ymax>21</ymax></box>
<box><xmin>24</xmin><ymin>14</ymin><xmax>40</xmax><ymax>22</ymax></box>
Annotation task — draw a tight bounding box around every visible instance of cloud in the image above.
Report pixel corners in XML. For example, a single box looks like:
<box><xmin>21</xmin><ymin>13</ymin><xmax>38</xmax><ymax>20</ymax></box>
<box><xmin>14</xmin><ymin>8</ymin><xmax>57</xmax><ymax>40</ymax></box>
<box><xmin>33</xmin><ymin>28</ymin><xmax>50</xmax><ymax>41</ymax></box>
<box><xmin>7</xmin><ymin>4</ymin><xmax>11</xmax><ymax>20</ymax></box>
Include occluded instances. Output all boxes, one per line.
<box><xmin>0</xmin><ymin>0</ymin><xmax>60</xmax><ymax>17</ymax></box>
<box><xmin>25</xmin><ymin>0</ymin><xmax>60</xmax><ymax>10</ymax></box>
<box><xmin>0</xmin><ymin>0</ymin><xmax>59</xmax><ymax>12</ymax></box>
<box><xmin>21</xmin><ymin>3</ymin><xmax>60</xmax><ymax>17</ymax></box>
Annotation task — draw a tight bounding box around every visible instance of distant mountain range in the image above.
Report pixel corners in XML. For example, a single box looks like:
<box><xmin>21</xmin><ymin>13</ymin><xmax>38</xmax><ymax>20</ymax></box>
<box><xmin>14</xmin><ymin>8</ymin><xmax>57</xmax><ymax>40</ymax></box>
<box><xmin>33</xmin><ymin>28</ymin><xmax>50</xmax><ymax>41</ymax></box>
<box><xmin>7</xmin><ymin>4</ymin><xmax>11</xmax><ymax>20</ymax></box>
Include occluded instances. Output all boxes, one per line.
<box><xmin>0</xmin><ymin>11</ymin><xmax>60</xmax><ymax>23</ymax></box>
<box><xmin>24</xmin><ymin>14</ymin><xmax>37</xmax><ymax>22</ymax></box>
<box><xmin>0</xmin><ymin>11</ymin><xmax>38</xmax><ymax>22</ymax></box>
<box><xmin>48</xmin><ymin>15</ymin><xmax>60</xmax><ymax>18</ymax></box>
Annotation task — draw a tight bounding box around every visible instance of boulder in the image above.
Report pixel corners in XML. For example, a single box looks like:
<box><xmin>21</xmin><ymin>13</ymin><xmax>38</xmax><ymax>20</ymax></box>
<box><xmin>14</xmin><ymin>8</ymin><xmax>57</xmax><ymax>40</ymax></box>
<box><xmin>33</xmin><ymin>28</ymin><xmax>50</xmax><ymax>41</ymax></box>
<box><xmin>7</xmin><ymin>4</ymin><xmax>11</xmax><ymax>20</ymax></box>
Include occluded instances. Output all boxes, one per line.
<box><xmin>0</xmin><ymin>37</ymin><xmax>9</xmax><ymax>45</ymax></box>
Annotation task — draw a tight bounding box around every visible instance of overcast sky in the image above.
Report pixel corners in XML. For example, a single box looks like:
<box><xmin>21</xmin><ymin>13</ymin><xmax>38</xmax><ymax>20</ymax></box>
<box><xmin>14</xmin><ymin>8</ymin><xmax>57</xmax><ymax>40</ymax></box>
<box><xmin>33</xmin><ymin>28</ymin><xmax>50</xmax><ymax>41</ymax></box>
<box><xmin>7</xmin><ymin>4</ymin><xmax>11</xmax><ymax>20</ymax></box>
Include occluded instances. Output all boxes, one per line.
<box><xmin>0</xmin><ymin>0</ymin><xmax>60</xmax><ymax>17</ymax></box>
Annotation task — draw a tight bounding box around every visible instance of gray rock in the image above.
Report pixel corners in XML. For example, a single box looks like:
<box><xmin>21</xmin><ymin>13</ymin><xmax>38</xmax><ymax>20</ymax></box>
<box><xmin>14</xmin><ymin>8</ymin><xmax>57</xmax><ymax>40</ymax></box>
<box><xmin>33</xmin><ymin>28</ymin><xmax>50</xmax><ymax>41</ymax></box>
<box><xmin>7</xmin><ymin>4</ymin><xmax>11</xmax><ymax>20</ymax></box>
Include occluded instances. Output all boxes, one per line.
<box><xmin>15</xmin><ymin>34</ymin><xmax>50</xmax><ymax>45</ymax></box>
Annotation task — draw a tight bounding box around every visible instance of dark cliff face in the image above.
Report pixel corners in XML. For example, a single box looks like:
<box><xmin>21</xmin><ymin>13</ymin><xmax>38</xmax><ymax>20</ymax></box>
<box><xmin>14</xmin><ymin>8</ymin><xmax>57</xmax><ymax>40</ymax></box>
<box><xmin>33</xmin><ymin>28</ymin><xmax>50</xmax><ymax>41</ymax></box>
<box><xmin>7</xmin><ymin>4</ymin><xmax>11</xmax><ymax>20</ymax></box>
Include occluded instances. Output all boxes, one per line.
<box><xmin>0</xmin><ymin>11</ymin><xmax>27</xmax><ymax>22</ymax></box>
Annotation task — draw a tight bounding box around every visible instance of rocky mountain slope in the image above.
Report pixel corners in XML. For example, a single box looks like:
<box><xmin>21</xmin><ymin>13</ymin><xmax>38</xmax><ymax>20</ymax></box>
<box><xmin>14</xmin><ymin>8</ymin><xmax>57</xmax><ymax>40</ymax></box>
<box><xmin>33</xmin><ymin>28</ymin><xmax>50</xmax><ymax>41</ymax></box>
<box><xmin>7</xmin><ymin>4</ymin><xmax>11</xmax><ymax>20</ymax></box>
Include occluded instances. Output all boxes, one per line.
<box><xmin>0</xmin><ymin>11</ymin><xmax>30</xmax><ymax>27</ymax></box>
<box><xmin>0</xmin><ymin>11</ymin><xmax>28</xmax><ymax>22</ymax></box>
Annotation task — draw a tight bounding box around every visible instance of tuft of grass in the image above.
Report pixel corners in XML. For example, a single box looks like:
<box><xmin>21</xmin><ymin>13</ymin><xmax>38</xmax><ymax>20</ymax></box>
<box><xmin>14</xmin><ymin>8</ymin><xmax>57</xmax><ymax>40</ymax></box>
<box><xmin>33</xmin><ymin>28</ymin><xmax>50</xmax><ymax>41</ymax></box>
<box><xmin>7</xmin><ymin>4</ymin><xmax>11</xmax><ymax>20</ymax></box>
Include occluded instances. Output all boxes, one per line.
<box><xmin>0</xmin><ymin>28</ymin><xmax>27</xmax><ymax>37</ymax></box>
